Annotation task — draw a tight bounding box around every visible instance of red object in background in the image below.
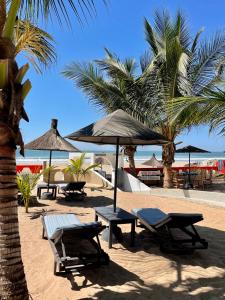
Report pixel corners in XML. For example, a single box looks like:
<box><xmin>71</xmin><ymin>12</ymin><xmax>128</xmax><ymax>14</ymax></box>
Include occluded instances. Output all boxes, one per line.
<box><xmin>16</xmin><ymin>165</ymin><xmax>43</xmax><ymax>173</ymax></box>
<box><xmin>124</xmin><ymin>165</ymin><xmax>219</xmax><ymax>176</ymax></box>
<box><xmin>215</xmin><ymin>160</ymin><xmax>225</xmax><ymax>174</ymax></box>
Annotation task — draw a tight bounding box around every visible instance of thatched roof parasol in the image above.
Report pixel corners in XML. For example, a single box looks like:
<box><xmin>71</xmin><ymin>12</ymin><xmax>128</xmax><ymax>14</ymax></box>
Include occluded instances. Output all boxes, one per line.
<box><xmin>25</xmin><ymin>119</ymin><xmax>79</xmax><ymax>152</ymax></box>
<box><xmin>142</xmin><ymin>153</ymin><xmax>163</xmax><ymax>167</ymax></box>
<box><xmin>25</xmin><ymin>119</ymin><xmax>79</xmax><ymax>196</ymax></box>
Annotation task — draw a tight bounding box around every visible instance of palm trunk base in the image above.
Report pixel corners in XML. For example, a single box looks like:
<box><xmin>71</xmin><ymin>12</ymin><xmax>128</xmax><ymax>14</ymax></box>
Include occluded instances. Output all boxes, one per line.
<box><xmin>0</xmin><ymin>146</ymin><xmax>29</xmax><ymax>299</ymax></box>
<box><xmin>163</xmin><ymin>165</ymin><xmax>173</xmax><ymax>188</ymax></box>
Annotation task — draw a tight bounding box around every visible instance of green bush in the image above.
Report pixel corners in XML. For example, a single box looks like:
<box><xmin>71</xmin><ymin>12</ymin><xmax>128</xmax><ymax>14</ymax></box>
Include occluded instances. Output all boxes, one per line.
<box><xmin>64</xmin><ymin>153</ymin><xmax>99</xmax><ymax>182</ymax></box>
<box><xmin>17</xmin><ymin>171</ymin><xmax>42</xmax><ymax>213</ymax></box>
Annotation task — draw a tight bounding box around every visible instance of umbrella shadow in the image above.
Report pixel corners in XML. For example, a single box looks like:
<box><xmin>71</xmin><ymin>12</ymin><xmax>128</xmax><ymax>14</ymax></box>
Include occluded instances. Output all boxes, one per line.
<box><xmin>56</xmin><ymin>195</ymin><xmax>113</xmax><ymax>208</ymax></box>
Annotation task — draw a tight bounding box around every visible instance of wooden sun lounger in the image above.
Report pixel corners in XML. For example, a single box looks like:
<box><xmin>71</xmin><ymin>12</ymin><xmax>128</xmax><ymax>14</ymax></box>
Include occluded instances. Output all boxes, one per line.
<box><xmin>41</xmin><ymin>214</ymin><xmax>109</xmax><ymax>275</ymax></box>
<box><xmin>131</xmin><ymin>208</ymin><xmax>208</xmax><ymax>254</ymax></box>
<box><xmin>58</xmin><ymin>182</ymin><xmax>87</xmax><ymax>200</ymax></box>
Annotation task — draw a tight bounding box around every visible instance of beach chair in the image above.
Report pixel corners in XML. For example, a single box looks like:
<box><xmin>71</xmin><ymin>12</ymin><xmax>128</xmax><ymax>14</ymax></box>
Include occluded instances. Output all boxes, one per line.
<box><xmin>131</xmin><ymin>208</ymin><xmax>208</xmax><ymax>254</ymax></box>
<box><xmin>41</xmin><ymin>214</ymin><xmax>109</xmax><ymax>275</ymax></box>
<box><xmin>58</xmin><ymin>182</ymin><xmax>87</xmax><ymax>200</ymax></box>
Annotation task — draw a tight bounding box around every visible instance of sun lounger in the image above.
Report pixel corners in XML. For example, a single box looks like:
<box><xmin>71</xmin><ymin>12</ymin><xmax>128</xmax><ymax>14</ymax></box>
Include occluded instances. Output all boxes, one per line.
<box><xmin>41</xmin><ymin>214</ymin><xmax>109</xmax><ymax>274</ymax></box>
<box><xmin>131</xmin><ymin>208</ymin><xmax>208</xmax><ymax>254</ymax></box>
<box><xmin>58</xmin><ymin>182</ymin><xmax>87</xmax><ymax>200</ymax></box>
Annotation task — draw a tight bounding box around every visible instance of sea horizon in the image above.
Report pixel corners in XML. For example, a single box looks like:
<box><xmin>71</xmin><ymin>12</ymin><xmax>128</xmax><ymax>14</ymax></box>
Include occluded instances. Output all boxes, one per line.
<box><xmin>16</xmin><ymin>149</ymin><xmax>225</xmax><ymax>164</ymax></box>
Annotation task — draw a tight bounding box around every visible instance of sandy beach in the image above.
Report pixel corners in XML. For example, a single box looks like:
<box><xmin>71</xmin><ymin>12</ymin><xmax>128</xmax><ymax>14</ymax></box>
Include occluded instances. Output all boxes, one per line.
<box><xmin>19</xmin><ymin>187</ymin><xmax>225</xmax><ymax>300</ymax></box>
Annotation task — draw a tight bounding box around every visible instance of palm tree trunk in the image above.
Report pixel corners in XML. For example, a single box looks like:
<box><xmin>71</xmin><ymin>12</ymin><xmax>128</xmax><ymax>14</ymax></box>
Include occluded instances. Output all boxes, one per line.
<box><xmin>123</xmin><ymin>146</ymin><xmax>137</xmax><ymax>176</ymax></box>
<box><xmin>162</xmin><ymin>143</ymin><xmax>175</xmax><ymax>188</ymax></box>
<box><xmin>0</xmin><ymin>146</ymin><xmax>29</xmax><ymax>299</ymax></box>
<box><xmin>0</xmin><ymin>0</ymin><xmax>6</xmax><ymax>35</ymax></box>
<box><xmin>0</xmin><ymin>32</ymin><xmax>29</xmax><ymax>298</ymax></box>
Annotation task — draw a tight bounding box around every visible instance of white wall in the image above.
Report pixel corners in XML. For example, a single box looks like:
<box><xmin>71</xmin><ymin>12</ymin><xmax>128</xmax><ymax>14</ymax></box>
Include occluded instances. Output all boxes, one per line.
<box><xmin>117</xmin><ymin>169</ymin><xmax>151</xmax><ymax>192</ymax></box>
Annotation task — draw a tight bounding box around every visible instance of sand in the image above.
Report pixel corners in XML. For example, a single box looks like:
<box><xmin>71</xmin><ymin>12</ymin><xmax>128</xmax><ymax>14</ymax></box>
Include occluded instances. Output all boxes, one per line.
<box><xmin>19</xmin><ymin>187</ymin><xmax>225</xmax><ymax>300</ymax></box>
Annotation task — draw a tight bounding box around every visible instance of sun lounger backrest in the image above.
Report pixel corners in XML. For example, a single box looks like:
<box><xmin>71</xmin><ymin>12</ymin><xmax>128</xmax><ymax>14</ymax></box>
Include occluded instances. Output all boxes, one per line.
<box><xmin>52</xmin><ymin>221</ymin><xmax>104</xmax><ymax>241</ymax></box>
<box><xmin>131</xmin><ymin>208</ymin><xmax>172</xmax><ymax>230</ymax></box>
<box><xmin>168</xmin><ymin>213</ymin><xmax>203</xmax><ymax>228</ymax></box>
<box><xmin>43</xmin><ymin>214</ymin><xmax>81</xmax><ymax>239</ymax></box>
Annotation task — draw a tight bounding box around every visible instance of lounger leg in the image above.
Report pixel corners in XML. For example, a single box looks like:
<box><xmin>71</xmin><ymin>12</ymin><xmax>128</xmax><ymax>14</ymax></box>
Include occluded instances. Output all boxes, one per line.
<box><xmin>109</xmin><ymin>222</ymin><xmax>113</xmax><ymax>249</ymax></box>
<box><xmin>42</xmin><ymin>227</ymin><xmax>45</xmax><ymax>239</ymax></box>
<box><xmin>95</xmin><ymin>213</ymin><xmax>98</xmax><ymax>222</ymax></box>
<box><xmin>54</xmin><ymin>261</ymin><xmax>57</xmax><ymax>275</ymax></box>
<box><xmin>130</xmin><ymin>221</ymin><xmax>135</xmax><ymax>246</ymax></box>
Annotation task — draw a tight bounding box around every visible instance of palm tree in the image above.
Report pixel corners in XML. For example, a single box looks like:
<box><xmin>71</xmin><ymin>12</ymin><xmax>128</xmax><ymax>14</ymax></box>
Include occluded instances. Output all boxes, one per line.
<box><xmin>139</xmin><ymin>11</ymin><xmax>225</xmax><ymax>187</ymax></box>
<box><xmin>0</xmin><ymin>1</ymin><xmax>104</xmax><ymax>298</ymax></box>
<box><xmin>62</xmin><ymin>10</ymin><xmax>225</xmax><ymax>187</ymax></box>
<box><xmin>62</xmin><ymin>50</ymin><xmax>143</xmax><ymax>175</ymax></box>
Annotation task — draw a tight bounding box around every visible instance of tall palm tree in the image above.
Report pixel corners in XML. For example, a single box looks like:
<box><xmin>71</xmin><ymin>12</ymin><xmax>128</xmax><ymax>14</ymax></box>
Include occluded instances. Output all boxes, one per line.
<box><xmin>63</xmin><ymin>10</ymin><xmax>225</xmax><ymax>187</ymax></box>
<box><xmin>140</xmin><ymin>10</ymin><xmax>225</xmax><ymax>187</ymax></box>
<box><xmin>62</xmin><ymin>49</ymin><xmax>142</xmax><ymax>175</ymax></box>
<box><xmin>0</xmin><ymin>1</ymin><xmax>103</xmax><ymax>298</ymax></box>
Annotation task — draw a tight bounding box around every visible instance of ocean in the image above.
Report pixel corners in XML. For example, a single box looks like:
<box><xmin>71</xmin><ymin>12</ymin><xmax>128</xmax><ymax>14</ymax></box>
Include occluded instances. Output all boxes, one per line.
<box><xmin>16</xmin><ymin>149</ymin><xmax>225</xmax><ymax>164</ymax></box>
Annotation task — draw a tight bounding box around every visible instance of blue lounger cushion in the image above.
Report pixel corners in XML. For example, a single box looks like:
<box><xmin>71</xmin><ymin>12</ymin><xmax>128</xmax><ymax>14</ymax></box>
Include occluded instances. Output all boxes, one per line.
<box><xmin>131</xmin><ymin>208</ymin><xmax>203</xmax><ymax>230</ymax></box>
<box><xmin>43</xmin><ymin>214</ymin><xmax>82</xmax><ymax>239</ymax></box>
<box><xmin>50</xmin><ymin>221</ymin><xmax>103</xmax><ymax>240</ymax></box>
<box><xmin>131</xmin><ymin>208</ymin><xmax>172</xmax><ymax>229</ymax></box>
<box><xmin>43</xmin><ymin>214</ymin><xmax>103</xmax><ymax>240</ymax></box>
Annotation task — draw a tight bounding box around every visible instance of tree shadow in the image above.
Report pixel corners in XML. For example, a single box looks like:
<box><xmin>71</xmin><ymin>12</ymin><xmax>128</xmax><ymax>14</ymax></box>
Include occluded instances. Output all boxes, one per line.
<box><xmin>73</xmin><ymin>225</ymin><xmax>225</xmax><ymax>299</ymax></box>
<box><xmin>76</xmin><ymin>276</ymin><xmax>225</xmax><ymax>299</ymax></box>
<box><xmin>118</xmin><ymin>224</ymin><xmax>225</xmax><ymax>270</ymax></box>
<box><xmin>27</xmin><ymin>208</ymin><xmax>57</xmax><ymax>219</ymax></box>
<box><xmin>65</xmin><ymin>260</ymin><xmax>143</xmax><ymax>291</ymax></box>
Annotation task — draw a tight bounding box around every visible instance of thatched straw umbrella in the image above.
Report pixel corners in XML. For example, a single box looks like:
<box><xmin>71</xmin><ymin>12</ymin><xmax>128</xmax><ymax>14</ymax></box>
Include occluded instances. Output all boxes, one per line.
<box><xmin>25</xmin><ymin>119</ymin><xmax>79</xmax><ymax>196</ymax></box>
<box><xmin>142</xmin><ymin>153</ymin><xmax>163</xmax><ymax>167</ymax></box>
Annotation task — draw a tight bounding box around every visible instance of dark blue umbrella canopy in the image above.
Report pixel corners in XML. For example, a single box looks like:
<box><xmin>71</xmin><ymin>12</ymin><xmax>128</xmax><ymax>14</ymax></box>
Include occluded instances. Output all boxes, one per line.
<box><xmin>66</xmin><ymin>109</ymin><xmax>168</xmax><ymax>212</ymax></box>
<box><xmin>65</xmin><ymin>109</ymin><xmax>168</xmax><ymax>146</ymax></box>
<box><xmin>176</xmin><ymin>145</ymin><xmax>210</xmax><ymax>153</ymax></box>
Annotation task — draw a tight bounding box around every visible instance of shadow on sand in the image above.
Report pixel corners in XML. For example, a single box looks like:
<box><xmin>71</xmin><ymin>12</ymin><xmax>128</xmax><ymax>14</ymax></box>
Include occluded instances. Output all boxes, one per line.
<box><xmin>69</xmin><ymin>225</ymin><xmax>225</xmax><ymax>299</ymax></box>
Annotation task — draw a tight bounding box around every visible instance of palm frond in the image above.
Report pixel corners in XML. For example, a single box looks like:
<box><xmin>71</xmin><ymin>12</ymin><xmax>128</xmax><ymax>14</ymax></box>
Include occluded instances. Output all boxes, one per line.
<box><xmin>19</xmin><ymin>0</ymin><xmax>107</xmax><ymax>25</ymax></box>
<box><xmin>144</xmin><ymin>17</ymin><xmax>158</xmax><ymax>55</ymax></box>
<box><xmin>169</xmin><ymin>89</ymin><xmax>225</xmax><ymax>134</ymax></box>
<box><xmin>14</xmin><ymin>19</ymin><xmax>56</xmax><ymax>73</ymax></box>
<box><xmin>140</xmin><ymin>51</ymin><xmax>152</xmax><ymax>72</ymax></box>
<box><xmin>191</xmin><ymin>28</ymin><xmax>204</xmax><ymax>54</ymax></box>
<box><xmin>173</xmin><ymin>10</ymin><xmax>190</xmax><ymax>49</ymax></box>
<box><xmin>190</xmin><ymin>31</ymin><xmax>225</xmax><ymax>95</ymax></box>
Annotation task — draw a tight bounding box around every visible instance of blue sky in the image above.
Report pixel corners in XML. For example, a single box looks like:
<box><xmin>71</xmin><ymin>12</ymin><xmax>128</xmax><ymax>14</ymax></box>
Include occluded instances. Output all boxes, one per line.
<box><xmin>18</xmin><ymin>0</ymin><xmax>225</xmax><ymax>152</ymax></box>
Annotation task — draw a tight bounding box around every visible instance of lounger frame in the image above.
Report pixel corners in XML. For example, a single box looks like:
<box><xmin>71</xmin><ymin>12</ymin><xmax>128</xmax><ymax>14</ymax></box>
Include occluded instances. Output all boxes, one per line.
<box><xmin>41</xmin><ymin>216</ymin><xmax>109</xmax><ymax>274</ymax></box>
<box><xmin>58</xmin><ymin>182</ymin><xmax>87</xmax><ymax>201</ymax></box>
<box><xmin>133</xmin><ymin>209</ymin><xmax>208</xmax><ymax>254</ymax></box>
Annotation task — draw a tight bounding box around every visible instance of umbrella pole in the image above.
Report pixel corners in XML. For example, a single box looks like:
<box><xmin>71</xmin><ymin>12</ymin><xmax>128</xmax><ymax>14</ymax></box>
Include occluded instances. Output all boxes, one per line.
<box><xmin>47</xmin><ymin>150</ymin><xmax>52</xmax><ymax>192</ymax></box>
<box><xmin>188</xmin><ymin>151</ymin><xmax>191</xmax><ymax>186</ymax></box>
<box><xmin>113</xmin><ymin>138</ymin><xmax>119</xmax><ymax>213</ymax></box>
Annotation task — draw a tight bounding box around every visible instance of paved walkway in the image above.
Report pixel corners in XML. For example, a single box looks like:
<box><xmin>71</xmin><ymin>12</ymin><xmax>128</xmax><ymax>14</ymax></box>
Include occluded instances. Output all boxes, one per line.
<box><xmin>137</xmin><ymin>187</ymin><xmax>225</xmax><ymax>209</ymax></box>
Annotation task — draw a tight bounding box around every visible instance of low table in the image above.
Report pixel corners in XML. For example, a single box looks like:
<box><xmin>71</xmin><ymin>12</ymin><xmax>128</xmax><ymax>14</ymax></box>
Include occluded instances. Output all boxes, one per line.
<box><xmin>37</xmin><ymin>184</ymin><xmax>57</xmax><ymax>199</ymax></box>
<box><xmin>94</xmin><ymin>206</ymin><xmax>137</xmax><ymax>249</ymax></box>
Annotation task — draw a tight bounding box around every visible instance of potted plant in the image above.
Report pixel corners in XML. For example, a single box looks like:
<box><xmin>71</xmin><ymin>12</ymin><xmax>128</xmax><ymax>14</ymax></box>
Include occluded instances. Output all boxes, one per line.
<box><xmin>62</xmin><ymin>153</ymin><xmax>99</xmax><ymax>200</ymax></box>
<box><xmin>17</xmin><ymin>171</ymin><xmax>42</xmax><ymax>213</ymax></box>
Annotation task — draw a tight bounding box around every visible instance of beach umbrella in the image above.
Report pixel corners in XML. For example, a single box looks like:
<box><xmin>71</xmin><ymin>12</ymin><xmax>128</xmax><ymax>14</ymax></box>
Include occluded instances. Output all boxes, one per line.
<box><xmin>176</xmin><ymin>145</ymin><xmax>210</xmax><ymax>188</ymax></box>
<box><xmin>142</xmin><ymin>153</ymin><xmax>163</xmax><ymax>167</ymax></box>
<box><xmin>65</xmin><ymin>109</ymin><xmax>168</xmax><ymax>212</ymax></box>
<box><xmin>25</xmin><ymin>119</ymin><xmax>79</xmax><ymax>196</ymax></box>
